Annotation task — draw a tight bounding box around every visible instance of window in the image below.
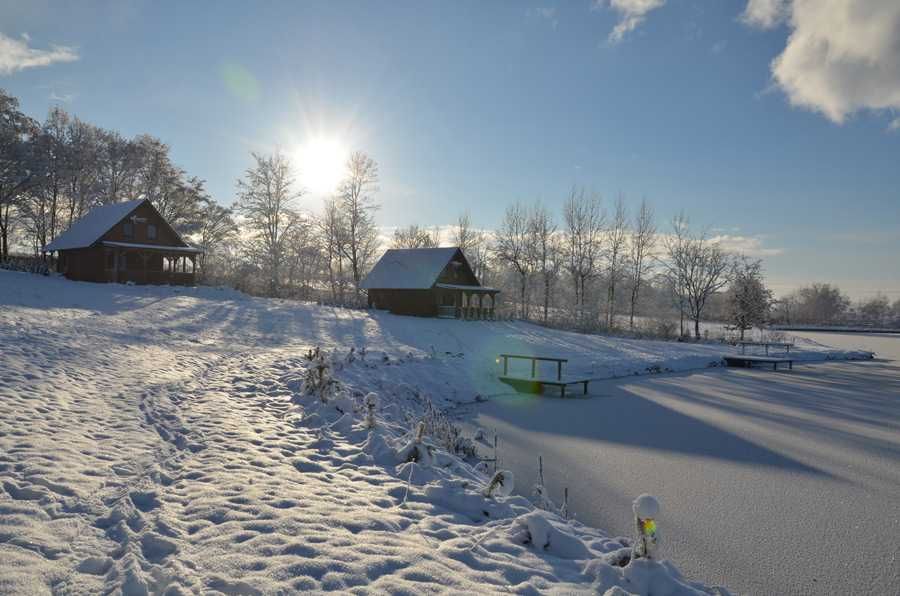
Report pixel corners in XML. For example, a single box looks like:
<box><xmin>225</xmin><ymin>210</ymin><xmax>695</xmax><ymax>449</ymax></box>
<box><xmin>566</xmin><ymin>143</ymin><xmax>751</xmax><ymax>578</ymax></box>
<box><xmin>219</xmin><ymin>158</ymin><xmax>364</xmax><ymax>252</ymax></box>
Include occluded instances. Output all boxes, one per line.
<box><xmin>123</xmin><ymin>221</ymin><xmax>134</xmax><ymax>238</ymax></box>
<box><xmin>147</xmin><ymin>224</ymin><xmax>157</xmax><ymax>240</ymax></box>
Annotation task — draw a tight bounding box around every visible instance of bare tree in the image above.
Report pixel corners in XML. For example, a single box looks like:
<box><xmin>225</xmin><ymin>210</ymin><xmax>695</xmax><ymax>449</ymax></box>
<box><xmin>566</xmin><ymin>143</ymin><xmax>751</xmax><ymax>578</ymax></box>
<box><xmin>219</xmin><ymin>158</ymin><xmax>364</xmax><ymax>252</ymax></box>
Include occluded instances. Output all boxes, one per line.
<box><xmin>528</xmin><ymin>203</ymin><xmax>559</xmax><ymax>323</ymax></box>
<box><xmin>628</xmin><ymin>199</ymin><xmax>656</xmax><ymax>330</ymax></box>
<box><xmin>562</xmin><ymin>187</ymin><xmax>605</xmax><ymax>326</ymax></box>
<box><xmin>283</xmin><ymin>211</ymin><xmax>321</xmax><ymax>298</ymax></box>
<box><xmin>494</xmin><ymin>202</ymin><xmax>534</xmax><ymax>318</ymax></box>
<box><xmin>391</xmin><ymin>224</ymin><xmax>438</xmax><ymax>249</ymax></box>
<box><xmin>451</xmin><ymin>211</ymin><xmax>488</xmax><ymax>280</ymax></box>
<box><xmin>663</xmin><ymin>218</ymin><xmax>734</xmax><ymax>339</ymax></box>
<box><xmin>196</xmin><ymin>201</ymin><xmax>237</xmax><ymax>281</ymax></box>
<box><xmin>336</xmin><ymin>151</ymin><xmax>380</xmax><ymax>297</ymax></box>
<box><xmin>790</xmin><ymin>284</ymin><xmax>850</xmax><ymax>324</ymax></box>
<box><xmin>661</xmin><ymin>213</ymin><xmax>690</xmax><ymax>337</ymax></box>
<box><xmin>317</xmin><ymin>197</ymin><xmax>350</xmax><ymax>302</ymax></box>
<box><xmin>235</xmin><ymin>152</ymin><xmax>302</xmax><ymax>296</ymax></box>
<box><xmin>605</xmin><ymin>196</ymin><xmax>629</xmax><ymax>329</ymax></box>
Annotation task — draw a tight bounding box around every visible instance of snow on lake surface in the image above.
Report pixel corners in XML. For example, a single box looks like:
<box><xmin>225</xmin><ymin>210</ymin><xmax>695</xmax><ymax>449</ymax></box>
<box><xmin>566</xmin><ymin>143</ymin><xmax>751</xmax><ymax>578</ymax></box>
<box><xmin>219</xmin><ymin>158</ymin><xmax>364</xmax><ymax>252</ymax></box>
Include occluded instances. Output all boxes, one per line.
<box><xmin>0</xmin><ymin>271</ymin><xmax>874</xmax><ymax>594</ymax></box>
<box><xmin>464</xmin><ymin>332</ymin><xmax>900</xmax><ymax>595</ymax></box>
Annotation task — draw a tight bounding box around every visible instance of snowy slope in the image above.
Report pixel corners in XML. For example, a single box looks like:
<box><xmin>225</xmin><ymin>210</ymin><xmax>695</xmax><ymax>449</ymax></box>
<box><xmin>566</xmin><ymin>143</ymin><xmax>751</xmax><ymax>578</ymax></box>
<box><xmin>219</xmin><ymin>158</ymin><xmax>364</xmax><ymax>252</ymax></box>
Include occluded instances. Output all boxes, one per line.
<box><xmin>0</xmin><ymin>272</ymin><xmax>866</xmax><ymax>594</ymax></box>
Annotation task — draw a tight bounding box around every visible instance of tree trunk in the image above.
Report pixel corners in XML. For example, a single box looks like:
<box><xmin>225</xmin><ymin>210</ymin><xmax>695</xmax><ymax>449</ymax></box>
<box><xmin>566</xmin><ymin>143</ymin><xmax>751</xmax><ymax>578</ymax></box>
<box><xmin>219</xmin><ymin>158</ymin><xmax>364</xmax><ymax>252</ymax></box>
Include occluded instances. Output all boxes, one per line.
<box><xmin>694</xmin><ymin>317</ymin><xmax>701</xmax><ymax>340</ymax></box>
<box><xmin>520</xmin><ymin>274</ymin><xmax>527</xmax><ymax>319</ymax></box>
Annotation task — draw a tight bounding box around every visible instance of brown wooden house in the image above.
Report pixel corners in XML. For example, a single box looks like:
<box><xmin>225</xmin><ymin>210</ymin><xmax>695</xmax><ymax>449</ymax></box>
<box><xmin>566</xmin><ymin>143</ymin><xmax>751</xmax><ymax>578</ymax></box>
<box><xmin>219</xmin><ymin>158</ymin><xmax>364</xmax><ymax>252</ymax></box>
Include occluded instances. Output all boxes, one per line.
<box><xmin>361</xmin><ymin>247</ymin><xmax>499</xmax><ymax>318</ymax></box>
<box><xmin>44</xmin><ymin>199</ymin><xmax>203</xmax><ymax>285</ymax></box>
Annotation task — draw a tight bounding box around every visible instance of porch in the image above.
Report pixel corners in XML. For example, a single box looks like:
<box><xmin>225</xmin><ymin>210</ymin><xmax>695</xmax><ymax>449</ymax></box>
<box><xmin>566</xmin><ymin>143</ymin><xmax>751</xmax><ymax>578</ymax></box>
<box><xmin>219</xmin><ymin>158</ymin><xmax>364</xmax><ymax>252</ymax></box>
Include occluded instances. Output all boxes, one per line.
<box><xmin>102</xmin><ymin>241</ymin><xmax>202</xmax><ymax>285</ymax></box>
<box><xmin>435</xmin><ymin>283</ymin><xmax>499</xmax><ymax>320</ymax></box>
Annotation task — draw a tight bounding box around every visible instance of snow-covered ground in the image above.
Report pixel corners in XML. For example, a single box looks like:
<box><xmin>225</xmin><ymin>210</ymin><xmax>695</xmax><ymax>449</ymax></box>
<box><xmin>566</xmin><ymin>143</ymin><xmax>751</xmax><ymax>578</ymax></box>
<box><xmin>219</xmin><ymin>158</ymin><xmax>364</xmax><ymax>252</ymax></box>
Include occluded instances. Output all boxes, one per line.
<box><xmin>0</xmin><ymin>272</ymin><xmax>870</xmax><ymax>594</ymax></box>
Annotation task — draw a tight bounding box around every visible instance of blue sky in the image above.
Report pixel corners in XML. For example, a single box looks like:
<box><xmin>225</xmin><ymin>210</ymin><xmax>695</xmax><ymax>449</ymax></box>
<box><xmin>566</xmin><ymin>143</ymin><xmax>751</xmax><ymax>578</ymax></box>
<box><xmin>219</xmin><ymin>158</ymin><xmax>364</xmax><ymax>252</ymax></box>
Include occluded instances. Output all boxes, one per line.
<box><xmin>1</xmin><ymin>1</ymin><xmax>898</xmax><ymax>299</ymax></box>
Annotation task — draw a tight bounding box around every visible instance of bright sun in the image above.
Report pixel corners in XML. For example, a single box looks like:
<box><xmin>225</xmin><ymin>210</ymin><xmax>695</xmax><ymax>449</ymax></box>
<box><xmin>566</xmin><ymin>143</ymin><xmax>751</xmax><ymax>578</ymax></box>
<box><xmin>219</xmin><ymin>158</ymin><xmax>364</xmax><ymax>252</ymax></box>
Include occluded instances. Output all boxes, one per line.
<box><xmin>294</xmin><ymin>136</ymin><xmax>348</xmax><ymax>194</ymax></box>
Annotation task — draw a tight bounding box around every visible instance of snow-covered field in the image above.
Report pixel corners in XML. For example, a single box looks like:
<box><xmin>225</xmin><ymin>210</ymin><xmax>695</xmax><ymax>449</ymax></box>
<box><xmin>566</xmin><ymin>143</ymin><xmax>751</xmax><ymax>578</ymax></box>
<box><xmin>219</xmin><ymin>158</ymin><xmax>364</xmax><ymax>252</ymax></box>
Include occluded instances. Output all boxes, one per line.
<box><xmin>0</xmin><ymin>272</ymin><xmax>870</xmax><ymax>594</ymax></box>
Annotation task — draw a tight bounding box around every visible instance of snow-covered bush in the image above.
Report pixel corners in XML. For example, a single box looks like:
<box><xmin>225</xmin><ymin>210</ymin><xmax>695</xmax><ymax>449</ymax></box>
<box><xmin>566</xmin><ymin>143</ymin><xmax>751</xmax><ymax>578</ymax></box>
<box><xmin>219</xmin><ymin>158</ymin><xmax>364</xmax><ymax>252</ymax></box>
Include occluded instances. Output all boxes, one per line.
<box><xmin>416</xmin><ymin>398</ymin><xmax>478</xmax><ymax>459</ymax></box>
<box><xmin>396</xmin><ymin>421</ymin><xmax>434</xmax><ymax>466</ymax></box>
<box><xmin>0</xmin><ymin>256</ymin><xmax>51</xmax><ymax>276</ymax></box>
<box><xmin>364</xmin><ymin>392</ymin><xmax>377</xmax><ymax>428</ymax></box>
<box><xmin>299</xmin><ymin>348</ymin><xmax>340</xmax><ymax>403</ymax></box>
<box><xmin>483</xmin><ymin>470</ymin><xmax>514</xmax><ymax>498</ymax></box>
<box><xmin>511</xmin><ymin>511</ymin><xmax>592</xmax><ymax>559</ymax></box>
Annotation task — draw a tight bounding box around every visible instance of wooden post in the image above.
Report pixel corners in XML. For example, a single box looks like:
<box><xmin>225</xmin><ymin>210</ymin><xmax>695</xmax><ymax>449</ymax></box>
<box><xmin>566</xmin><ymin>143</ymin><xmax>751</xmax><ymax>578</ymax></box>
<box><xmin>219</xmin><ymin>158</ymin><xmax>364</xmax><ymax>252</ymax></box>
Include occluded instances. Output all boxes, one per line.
<box><xmin>557</xmin><ymin>361</ymin><xmax>562</xmax><ymax>381</ymax></box>
<box><xmin>503</xmin><ymin>355</ymin><xmax>508</xmax><ymax>376</ymax></box>
<box><xmin>531</xmin><ymin>359</ymin><xmax>536</xmax><ymax>378</ymax></box>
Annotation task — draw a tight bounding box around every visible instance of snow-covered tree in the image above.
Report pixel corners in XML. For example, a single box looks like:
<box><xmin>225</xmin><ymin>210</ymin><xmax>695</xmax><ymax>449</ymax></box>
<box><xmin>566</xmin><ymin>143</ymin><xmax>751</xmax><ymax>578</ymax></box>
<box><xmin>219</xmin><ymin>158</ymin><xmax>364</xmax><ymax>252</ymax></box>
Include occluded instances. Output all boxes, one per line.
<box><xmin>727</xmin><ymin>257</ymin><xmax>772</xmax><ymax>340</ymax></box>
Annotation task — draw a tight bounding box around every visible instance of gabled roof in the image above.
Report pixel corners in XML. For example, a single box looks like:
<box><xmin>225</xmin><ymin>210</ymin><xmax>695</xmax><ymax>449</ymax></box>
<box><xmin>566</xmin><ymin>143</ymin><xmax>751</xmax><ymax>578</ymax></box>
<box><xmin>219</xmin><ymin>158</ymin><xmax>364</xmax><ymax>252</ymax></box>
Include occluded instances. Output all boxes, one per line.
<box><xmin>45</xmin><ymin>199</ymin><xmax>145</xmax><ymax>252</ymax></box>
<box><xmin>361</xmin><ymin>247</ymin><xmax>468</xmax><ymax>290</ymax></box>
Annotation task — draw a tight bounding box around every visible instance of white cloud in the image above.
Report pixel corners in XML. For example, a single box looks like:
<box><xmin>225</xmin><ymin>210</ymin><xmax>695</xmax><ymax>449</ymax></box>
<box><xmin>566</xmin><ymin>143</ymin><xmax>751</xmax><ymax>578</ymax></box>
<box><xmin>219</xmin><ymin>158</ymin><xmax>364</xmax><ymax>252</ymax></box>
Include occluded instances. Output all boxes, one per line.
<box><xmin>710</xmin><ymin>234</ymin><xmax>784</xmax><ymax>257</ymax></box>
<box><xmin>740</xmin><ymin>0</ymin><xmax>788</xmax><ymax>29</ymax></box>
<box><xmin>0</xmin><ymin>32</ymin><xmax>78</xmax><ymax>76</ymax></box>
<box><xmin>743</xmin><ymin>0</ymin><xmax>900</xmax><ymax>126</ymax></box>
<box><xmin>595</xmin><ymin>0</ymin><xmax>666</xmax><ymax>43</ymax></box>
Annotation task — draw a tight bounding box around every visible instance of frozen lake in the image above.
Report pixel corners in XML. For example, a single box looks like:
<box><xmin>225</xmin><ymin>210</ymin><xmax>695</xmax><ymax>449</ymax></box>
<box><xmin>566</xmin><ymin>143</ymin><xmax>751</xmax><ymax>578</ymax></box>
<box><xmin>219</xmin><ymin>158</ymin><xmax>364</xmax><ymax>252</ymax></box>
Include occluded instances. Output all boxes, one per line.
<box><xmin>464</xmin><ymin>331</ymin><xmax>900</xmax><ymax>595</ymax></box>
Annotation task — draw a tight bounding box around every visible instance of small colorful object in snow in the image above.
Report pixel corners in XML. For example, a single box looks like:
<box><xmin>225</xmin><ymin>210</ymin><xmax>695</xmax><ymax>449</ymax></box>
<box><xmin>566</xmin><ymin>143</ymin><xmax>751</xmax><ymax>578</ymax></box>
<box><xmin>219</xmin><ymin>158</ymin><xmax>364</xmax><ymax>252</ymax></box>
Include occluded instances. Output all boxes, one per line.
<box><xmin>632</xmin><ymin>493</ymin><xmax>660</xmax><ymax>560</ymax></box>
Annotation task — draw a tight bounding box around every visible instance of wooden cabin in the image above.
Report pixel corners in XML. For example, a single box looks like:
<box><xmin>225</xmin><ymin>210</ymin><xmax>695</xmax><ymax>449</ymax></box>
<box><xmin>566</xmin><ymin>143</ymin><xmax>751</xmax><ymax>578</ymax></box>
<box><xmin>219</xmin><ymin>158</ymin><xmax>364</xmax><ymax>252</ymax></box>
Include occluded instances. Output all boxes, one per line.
<box><xmin>361</xmin><ymin>247</ymin><xmax>499</xmax><ymax>318</ymax></box>
<box><xmin>44</xmin><ymin>199</ymin><xmax>203</xmax><ymax>285</ymax></box>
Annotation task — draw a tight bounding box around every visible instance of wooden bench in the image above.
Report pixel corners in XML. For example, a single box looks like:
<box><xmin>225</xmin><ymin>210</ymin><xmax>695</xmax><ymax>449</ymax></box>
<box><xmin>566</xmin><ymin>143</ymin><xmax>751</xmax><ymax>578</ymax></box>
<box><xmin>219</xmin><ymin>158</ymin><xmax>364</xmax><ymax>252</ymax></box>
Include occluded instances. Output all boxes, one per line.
<box><xmin>496</xmin><ymin>354</ymin><xmax>590</xmax><ymax>398</ymax></box>
<box><xmin>736</xmin><ymin>341</ymin><xmax>795</xmax><ymax>356</ymax></box>
<box><xmin>724</xmin><ymin>355</ymin><xmax>794</xmax><ymax>371</ymax></box>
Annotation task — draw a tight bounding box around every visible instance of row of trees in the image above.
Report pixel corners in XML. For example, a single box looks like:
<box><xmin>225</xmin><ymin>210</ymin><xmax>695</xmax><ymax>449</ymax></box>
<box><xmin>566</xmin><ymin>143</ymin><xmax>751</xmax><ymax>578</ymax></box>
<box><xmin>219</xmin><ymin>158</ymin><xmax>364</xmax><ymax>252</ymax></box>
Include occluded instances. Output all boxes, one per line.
<box><xmin>1</xmin><ymin>89</ymin><xmax>221</xmax><ymax>261</ymax></box>
<box><xmin>15</xmin><ymin>87</ymin><xmax>887</xmax><ymax>335</ymax></box>
<box><xmin>390</xmin><ymin>191</ymin><xmax>773</xmax><ymax>340</ymax></box>
<box><xmin>228</xmin><ymin>151</ymin><xmax>381</xmax><ymax>301</ymax></box>
<box><xmin>772</xmin><ymin>284</ymin><xmax>900</xmax><ymax>327</ymax></box>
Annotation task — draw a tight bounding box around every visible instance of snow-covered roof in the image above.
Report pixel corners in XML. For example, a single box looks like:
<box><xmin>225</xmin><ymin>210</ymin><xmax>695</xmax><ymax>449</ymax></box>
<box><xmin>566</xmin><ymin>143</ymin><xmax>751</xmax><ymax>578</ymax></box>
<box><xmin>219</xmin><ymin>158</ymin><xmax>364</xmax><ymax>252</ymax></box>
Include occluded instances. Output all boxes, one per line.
<box><xmin>361</xmin><ymin>247</ymin><xmax>466</xmax><ymax>290</ymax></box>
<box><xmin>45</xmin><ymin>199</ymin><xmax>145</xmax><ymax>252</ymax></box>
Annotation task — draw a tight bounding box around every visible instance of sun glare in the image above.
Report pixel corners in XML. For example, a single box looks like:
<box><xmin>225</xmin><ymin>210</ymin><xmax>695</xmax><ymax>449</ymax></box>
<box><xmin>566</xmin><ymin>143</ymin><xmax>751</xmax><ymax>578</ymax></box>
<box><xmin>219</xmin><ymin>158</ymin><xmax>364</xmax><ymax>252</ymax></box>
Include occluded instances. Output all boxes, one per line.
<box><xmin>294</xmin><ymin>136</ymin><xmax>348</xmax><ymax>194</ymax></box>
